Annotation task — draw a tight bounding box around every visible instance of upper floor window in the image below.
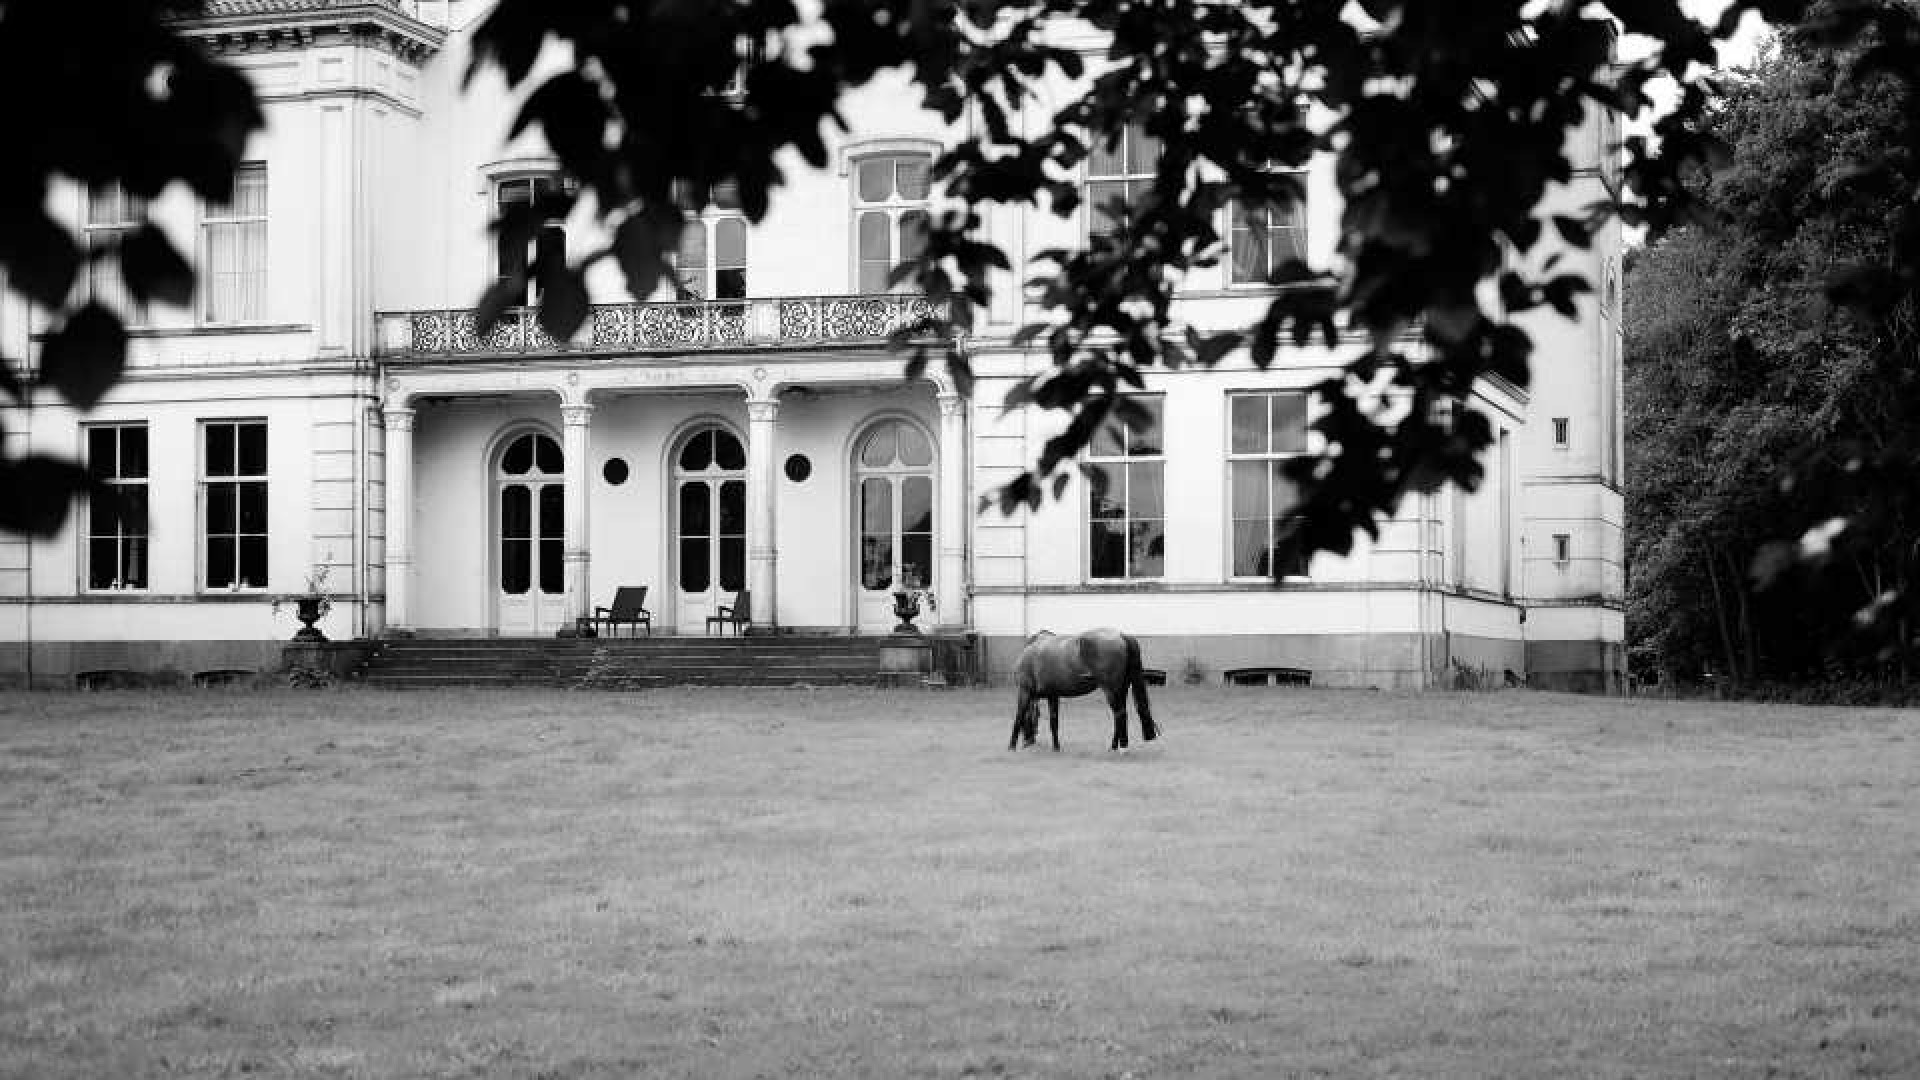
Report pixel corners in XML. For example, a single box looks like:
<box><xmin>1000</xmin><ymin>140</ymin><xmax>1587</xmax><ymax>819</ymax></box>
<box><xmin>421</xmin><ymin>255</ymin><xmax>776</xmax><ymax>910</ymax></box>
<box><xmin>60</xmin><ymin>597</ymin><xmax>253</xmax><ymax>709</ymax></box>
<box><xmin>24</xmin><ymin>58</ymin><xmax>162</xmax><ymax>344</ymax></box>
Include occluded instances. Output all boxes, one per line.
<box><xmin>853</xmin><ymin>154</ymin><xmax>929</xmax><ymax>293</ymax></box>
<box><xmin>84</xmin><ymin>184</ymin><xmax>145</xmax><ymax>321</ymax></box>
<box><xmin>1087</xmin><ymin>396</ymin><xmax>1164</xmax><ymax>580</ymax></box>
<box><xmin>675</xmin><ymin>180</ymin><xmax>747</xmax><ymax>300</ymax></box>
<box><xmin>496</xmin><ymin>174</ymin><xmax>572</xmax><ymax>306</ymax></box>
<box><xmin>85</xmin><ymin>424</ymin><xmax>148</xmax><ymax>590</ymax></box>
<box><xmin>1086</xmin><ymin>123</ymin><xmax>1161</xmax><ymax>245</ymax></box>
<box><xmin>1229</xmin><ymin>391</ymin><xmax>1310</xmax><ymax>578</ymax></box>
<box><xmin>203</xmin><ymin>163</ymin><xmax>267</xmax><ymax>323</ymax></box>
<box><xmin>1228</xmin><ymin>175</ymin><xmax>1307</xmax><ymax>286</ymax></box>
<box><xmin>202</xmin><ymin>420</ymin><xmax>268</xmax><ymax>590</ymax></box>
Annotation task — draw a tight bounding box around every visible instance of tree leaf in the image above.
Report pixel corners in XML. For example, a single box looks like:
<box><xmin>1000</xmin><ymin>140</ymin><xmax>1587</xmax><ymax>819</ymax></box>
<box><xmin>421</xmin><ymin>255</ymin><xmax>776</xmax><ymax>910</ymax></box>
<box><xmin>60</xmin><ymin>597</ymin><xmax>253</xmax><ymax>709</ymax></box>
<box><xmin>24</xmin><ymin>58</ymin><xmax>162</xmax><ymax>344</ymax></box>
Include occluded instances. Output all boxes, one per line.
<box><xmin>39</xmin><ymin>305</ymin><xmax>126</xmax><ymax>410</ymax></box>
<box><xmin>119</xmin><ymin>225</ymin><xmax>196</xmax><ymax>308</ymax></box>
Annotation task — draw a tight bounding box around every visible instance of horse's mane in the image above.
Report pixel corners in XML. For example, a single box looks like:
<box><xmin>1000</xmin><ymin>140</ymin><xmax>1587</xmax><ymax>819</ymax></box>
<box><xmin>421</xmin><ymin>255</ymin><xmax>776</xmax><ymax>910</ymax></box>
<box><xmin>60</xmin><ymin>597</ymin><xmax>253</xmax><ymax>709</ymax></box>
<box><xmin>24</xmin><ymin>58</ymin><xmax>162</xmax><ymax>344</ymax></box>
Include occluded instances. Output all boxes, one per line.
<box><xmin>1024</xmin><ymin>629</ymin><xmax>1055</xmax><ymax>646</ymax></box>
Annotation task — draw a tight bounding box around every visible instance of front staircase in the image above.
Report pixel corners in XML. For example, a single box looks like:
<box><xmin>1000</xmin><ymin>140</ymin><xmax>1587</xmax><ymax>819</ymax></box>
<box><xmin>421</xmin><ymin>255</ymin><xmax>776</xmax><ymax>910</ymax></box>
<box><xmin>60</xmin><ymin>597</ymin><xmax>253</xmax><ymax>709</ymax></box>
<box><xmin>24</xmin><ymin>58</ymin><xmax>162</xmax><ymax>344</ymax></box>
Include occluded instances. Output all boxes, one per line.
<box><xmin>356</xmin><ymin>635</ymin><xmax>906</xmax><ymax>689</ymax></box>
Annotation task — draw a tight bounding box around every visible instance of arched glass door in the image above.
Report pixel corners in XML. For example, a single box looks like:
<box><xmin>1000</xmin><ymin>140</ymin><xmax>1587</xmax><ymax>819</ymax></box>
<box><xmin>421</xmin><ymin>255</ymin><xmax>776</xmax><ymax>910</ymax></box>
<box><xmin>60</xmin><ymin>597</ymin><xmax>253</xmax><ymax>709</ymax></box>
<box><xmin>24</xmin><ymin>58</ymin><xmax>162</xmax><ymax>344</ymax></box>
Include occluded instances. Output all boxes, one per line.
<box><xmin>496</xmin><ymin>431</ymin><xmax>567</xmax><ymax>636</ymax></box>
<box><xmin>854</xmin><ymin>419</ymin><xmax>933</xmax><ymax>632</ymax></box>
<box><xmin>674</xmin><ymin>426</ymin><xmax>747</xmax><ymax>633</ymax></box>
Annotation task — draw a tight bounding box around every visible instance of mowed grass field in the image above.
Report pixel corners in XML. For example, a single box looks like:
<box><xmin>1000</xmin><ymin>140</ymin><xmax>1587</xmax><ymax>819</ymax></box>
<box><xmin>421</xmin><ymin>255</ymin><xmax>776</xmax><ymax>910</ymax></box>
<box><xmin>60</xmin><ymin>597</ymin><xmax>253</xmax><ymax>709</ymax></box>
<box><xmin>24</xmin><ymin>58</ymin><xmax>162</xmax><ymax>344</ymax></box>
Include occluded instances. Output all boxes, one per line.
<box><xmin>2</xmin><ymin>686</ymin><xmax>1918</xmax><ymax>1079</ymax></box>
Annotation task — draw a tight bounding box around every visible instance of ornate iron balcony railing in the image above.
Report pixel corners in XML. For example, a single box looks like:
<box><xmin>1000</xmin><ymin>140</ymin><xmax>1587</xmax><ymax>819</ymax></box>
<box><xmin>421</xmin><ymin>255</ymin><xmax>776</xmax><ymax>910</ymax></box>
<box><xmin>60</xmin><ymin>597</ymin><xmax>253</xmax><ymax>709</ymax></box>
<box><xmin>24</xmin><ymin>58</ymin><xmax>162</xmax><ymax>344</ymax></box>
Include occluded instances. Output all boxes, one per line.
<box><xmin>375</xmin><ymin>294</ymin><xmax>948</xmax><ymax>360</ymax></box>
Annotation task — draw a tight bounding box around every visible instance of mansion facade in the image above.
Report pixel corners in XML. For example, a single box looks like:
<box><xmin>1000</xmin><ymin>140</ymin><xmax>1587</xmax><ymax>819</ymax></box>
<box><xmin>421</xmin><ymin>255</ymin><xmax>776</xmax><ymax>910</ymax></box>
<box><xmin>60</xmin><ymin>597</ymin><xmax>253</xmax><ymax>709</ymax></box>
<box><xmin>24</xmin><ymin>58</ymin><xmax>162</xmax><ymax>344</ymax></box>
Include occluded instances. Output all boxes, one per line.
<box><xmin>0</xmin><ymin>0</ymin><xmax>1626</xmax><ymax>690</ymax></box>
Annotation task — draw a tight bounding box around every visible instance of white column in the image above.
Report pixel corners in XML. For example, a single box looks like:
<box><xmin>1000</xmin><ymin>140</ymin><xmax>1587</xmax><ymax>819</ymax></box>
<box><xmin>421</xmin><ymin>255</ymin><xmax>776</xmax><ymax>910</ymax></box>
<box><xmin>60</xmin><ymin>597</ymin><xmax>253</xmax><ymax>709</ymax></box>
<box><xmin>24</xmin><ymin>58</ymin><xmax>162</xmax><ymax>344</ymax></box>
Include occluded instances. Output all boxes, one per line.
<box><xmin>381</xmin><ymin>406</ymin><xmax>414</xmax><ymax>633</ymax></box>
<box><xmin>936</xmin><ymin>392</ymin><xmax>968</xmax><ymax>628</ymax></box>
<box><xmin>562</xmin><ymin>403</ymin><xmax>593</xmax><ymax>626</ymax></box>
<box><xmin>746</xmin><ymin>397</ymin><xmax>779</xmax><ymax>633</ymax></box>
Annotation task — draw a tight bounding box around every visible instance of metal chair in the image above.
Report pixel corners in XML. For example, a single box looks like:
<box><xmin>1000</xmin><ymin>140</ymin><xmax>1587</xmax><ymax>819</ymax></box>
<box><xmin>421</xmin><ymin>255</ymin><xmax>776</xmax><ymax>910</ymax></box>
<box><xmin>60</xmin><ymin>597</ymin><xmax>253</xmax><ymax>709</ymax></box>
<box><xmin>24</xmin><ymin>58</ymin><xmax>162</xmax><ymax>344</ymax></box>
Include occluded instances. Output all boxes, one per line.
<box><xmin>589</xmin><ymin>586</ymin><xmax>653</xmax><ymax>637</ymax></box>
<box><xmin>705</xmin><ymin>590</ymin><xmax>751</xmax><ymax>636</ymax></box>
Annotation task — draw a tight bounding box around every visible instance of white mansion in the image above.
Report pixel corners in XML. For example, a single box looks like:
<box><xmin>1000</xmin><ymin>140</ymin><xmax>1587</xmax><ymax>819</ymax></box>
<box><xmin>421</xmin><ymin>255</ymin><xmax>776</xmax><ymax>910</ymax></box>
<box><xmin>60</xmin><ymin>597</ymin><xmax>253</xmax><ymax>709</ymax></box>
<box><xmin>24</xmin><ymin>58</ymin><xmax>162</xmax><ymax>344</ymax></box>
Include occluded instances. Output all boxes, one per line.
<box><xmin>0</xmin><ymin>0</ymin><xmax>1625</xmax><ymax>690</ymax></box>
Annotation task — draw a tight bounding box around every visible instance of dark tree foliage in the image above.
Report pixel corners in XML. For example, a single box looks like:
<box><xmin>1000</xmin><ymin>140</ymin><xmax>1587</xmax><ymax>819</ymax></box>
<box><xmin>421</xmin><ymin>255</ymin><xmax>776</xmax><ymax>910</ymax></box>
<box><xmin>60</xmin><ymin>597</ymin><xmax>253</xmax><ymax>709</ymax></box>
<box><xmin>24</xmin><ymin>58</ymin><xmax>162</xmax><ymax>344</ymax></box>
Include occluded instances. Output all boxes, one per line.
<box><xmin>1629</xmin><ymin>5</ymin><xmax>1920</xmax><ymax>688</ymax></box>
<box><xmin>0</xmin><ymin>0</ymin><xmax>262</xmax><ymax>534</ymax></box>
<box><xmin>466</xmin><ymin>0</ymin><xmax>1838</xmax><ymax>570</ymax></box>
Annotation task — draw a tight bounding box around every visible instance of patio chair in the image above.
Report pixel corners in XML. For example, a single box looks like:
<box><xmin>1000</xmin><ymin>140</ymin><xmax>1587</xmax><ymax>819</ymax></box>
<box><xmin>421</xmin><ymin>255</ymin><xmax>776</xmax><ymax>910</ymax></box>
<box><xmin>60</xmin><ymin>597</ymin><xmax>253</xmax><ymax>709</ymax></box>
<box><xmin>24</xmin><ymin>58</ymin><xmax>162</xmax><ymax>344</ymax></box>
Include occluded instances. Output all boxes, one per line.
<box><xmin>589</xmin><ymin>586</ymin><xmax>653</xmax><ymax>637</ymax></box>
<box><xmin>705</xmin><ymin>590</ymin><xmax>751</xmax><ymax>636</ymax></box>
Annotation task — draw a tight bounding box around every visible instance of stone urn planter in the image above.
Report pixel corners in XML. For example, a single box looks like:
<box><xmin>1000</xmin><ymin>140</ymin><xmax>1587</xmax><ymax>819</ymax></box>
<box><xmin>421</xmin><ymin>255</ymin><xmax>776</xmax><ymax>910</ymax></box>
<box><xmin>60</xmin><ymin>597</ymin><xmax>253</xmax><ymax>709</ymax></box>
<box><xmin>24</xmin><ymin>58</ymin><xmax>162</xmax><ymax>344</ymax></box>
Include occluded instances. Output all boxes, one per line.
<box><xmin>890</xmin><ymin>590</ymin><xmax>924</xmax><ymax>635</ymax></box>
<box><xmin>291</xmin><ymin>596</ymin><xmax>329</xmax><ymax>643</ymax></box>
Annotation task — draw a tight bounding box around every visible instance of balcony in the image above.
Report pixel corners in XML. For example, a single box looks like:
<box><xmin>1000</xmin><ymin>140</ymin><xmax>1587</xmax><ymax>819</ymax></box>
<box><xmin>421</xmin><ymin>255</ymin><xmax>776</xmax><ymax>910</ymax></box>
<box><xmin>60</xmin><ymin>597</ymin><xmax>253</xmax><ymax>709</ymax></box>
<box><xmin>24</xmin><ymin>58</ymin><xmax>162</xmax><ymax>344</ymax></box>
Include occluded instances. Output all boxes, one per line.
<box><xmin>375</xmin><ymin>294</ymin><xmax>949</xmax><ymax>361</ymax></box>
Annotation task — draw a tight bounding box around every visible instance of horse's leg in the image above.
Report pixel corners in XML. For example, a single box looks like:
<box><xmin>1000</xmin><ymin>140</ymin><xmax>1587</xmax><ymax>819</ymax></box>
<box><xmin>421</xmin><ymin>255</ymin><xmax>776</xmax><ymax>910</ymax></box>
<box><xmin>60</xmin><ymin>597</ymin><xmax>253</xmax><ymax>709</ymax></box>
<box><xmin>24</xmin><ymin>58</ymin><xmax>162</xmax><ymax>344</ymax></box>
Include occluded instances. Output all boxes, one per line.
<box><xmin>1132</xmin><ymin>672</ymin><xmax>1159</xmax><ymax>742</ymax></box>
<box><xmin>1010</xmin><ymin>687</ymin><xmax>1033</xmax><ymax>750</ymax></box>
<box><xmin>1108</xmin><ymin>683</ymin><xmax>1129</xmax><ymax>751</ymax></box>
<box><xmin>1047</xmin><ymin>698</ymin><xmax>1061</xmax><ymax>752</ymax></box>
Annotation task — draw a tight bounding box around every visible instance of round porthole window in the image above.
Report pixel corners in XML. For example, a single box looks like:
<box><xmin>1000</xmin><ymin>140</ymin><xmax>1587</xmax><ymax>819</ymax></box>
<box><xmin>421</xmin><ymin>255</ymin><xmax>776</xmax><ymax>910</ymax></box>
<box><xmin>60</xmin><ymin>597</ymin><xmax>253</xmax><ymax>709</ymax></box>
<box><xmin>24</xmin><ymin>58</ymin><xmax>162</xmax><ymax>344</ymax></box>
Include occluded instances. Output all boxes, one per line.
<box><xmin>602</xmin><ymin>458</ymin><xmax>630</xmax><ymax>485</ymax></box>
<box><xmin>784</xmin><ymin>454</ymin><xmax>812</xmax><ymax>483</ymax></box>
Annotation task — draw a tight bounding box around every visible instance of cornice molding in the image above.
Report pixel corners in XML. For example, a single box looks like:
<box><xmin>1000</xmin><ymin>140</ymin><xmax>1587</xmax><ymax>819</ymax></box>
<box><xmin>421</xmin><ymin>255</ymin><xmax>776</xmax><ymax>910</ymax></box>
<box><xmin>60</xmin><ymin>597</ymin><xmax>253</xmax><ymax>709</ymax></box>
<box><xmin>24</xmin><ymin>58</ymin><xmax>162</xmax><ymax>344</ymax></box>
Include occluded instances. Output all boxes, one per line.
<box><xmin>173</xmin><ymin>2</ymin><xmax>444</xmax><ymax>64</ymax></box>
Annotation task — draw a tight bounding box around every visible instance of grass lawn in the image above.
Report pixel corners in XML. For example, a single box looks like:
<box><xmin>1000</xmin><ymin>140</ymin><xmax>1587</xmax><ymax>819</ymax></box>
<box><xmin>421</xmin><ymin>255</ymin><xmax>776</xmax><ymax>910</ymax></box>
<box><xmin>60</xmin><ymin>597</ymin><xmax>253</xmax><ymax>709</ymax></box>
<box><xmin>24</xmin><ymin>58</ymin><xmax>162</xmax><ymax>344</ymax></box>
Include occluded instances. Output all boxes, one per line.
<box><xmin>2</xmin><ymin>686</ymin><xmax>1918</xmax><ymax>1079</ymax></box>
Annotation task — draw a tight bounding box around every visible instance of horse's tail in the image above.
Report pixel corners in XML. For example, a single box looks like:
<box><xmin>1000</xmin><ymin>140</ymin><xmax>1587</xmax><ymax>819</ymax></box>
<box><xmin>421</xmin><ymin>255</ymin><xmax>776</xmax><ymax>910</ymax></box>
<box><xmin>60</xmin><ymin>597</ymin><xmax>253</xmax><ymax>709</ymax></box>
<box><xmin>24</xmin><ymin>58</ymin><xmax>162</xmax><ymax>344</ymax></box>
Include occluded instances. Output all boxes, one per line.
<box><xmin>1127</xmin><ymin>635</ymin><xmax>1159</xmax><ymax>741</ymax></box>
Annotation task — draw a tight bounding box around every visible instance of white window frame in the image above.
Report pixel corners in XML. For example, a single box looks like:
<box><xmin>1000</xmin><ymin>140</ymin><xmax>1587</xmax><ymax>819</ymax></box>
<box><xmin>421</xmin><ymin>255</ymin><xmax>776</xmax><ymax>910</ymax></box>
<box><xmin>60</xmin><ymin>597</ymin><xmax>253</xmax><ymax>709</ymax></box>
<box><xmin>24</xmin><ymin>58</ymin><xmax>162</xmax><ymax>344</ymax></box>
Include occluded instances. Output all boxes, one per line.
<box><xmin>200</xmin><ymin>419</ymin><xmax>269</xmax><ymax>592</ymax></box>
<box><xmin>1085</xmin><ymin>122</ymin><xmax>1161</xmax><ymax>245</ymax></box>
<box><xmin>1085</xmin><ymin>395</ymin><xmax>1166</xmax><ymax>582</ymax></box>
<box><xmin>1227</xmin><ymin>170</ymin><xmax>1309</xmax><ymax>288</ymax></box>
<box><xmin>83</xmin><ymin>184</ymin><xmax>146</xmax><ymax>323</ymax></box>
<box><xmin>1552</xmin><ymin>417</ymin><xmax>1570</xmax><ymax>448</ymax></box>
<box><xmin>83</xmin><ymin>423</ymin><xmax>149</xmax><ymax>592</ymax></box>
<box><xmin>493</xmin><ymin>172</ymin><xmax>575</xmax><ymax>307</ymax></box>
<box><xmin>1226</xmin><ymin>390</ymin><xmax>1313</xmax><ymax>580</ymax></box>
<box><xmin>851</xmin><ymin>152</ymin><xmax>931</xmax><ymax>294</ymax></box>
<box><xmin>1553</xmin><ymin>533</ymin><xmax>1572</xmax><ymax>565</ymax></box>
<box><xmin>673</xmin><ymin>180</ymin><xmax>749</xmax><ymax>301</ymax></box>
<box><xmin>201</xmin><ymin>163</ymin><xmax>268</xmax><ymax>324</ymax></box>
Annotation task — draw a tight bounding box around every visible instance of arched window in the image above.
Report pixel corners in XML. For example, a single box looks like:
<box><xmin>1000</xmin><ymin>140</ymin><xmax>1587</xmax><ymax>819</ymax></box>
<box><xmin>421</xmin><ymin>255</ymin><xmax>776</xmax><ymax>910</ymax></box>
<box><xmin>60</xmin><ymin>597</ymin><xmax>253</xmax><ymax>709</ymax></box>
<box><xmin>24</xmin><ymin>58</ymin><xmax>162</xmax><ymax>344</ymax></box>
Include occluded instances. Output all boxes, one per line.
<box><xmin>855</xmin><ymin>419</ymin><xmax>934</xmax><ymax>592</ymax></box>
<box><xmin>674</xmin><ymin>426</ymin><xmax>747</xmax><ymax>594</ymax></box>
<box><xmin>498</xmin><ymin>432</ymin><xmax>564</xmax><ymax>596</ymax></box>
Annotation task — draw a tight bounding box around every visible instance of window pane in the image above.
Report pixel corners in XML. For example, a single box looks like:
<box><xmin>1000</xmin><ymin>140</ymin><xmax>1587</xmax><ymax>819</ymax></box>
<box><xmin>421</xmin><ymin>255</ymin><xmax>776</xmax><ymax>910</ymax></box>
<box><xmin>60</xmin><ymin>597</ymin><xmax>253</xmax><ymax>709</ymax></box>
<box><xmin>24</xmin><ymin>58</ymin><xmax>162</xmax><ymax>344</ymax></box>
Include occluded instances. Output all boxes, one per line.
<box><xmin>1125</xmin><ymin>124</ymin><xmax>1161</xmax><ymax>174</ymax></box>
<box><xmin>896</xmin><ymin>422</ymin><xmax>931</xmax><ymax>466</ymax></box>
<box><xmin>902</xmin><ymin>534</ymin><xmax>932</xmax><ymax>588</ymax></box>
<box><xmin>1230</xmin><ymin>395</ymin><xmax>1266</xmax><ymax>455</ymax></box>
<box><xmin>1127</xmin><ymin>462</ymin><xmax>1162</xmax><ymax>519</ymax></box>
<box><xmin>1272</xmin><ymin>393</ymin><xmax>1309</xmax><ymax>453</ymax></box>
<box><xmin>861</xmin><ymin>424</ymin><xmax>896</xmax><ymax>467</ymax></box>
<box><xmin>238</xmin><ymin>481</ymin><xmax>267</xmax><ymax>533</ymax></box>
<box><xmin>901</xmin><ymin>476</ymin><xmax>932</xmax><ymax>533</ymax></box>
<box><xmin>87</xmin><ymin>186</ymin><xmax>122</xmax><ymax>226</ymax></box>
<box><xmin>858</xmin><ymin>211</ymin><xmax>890</xmax><ymax>260</ymax></box>
<box><xmin>861</xmin><ymin>477</ymin><xmax>891</xmax><ymax>533</ymax></box>
<box><xmin>715</xmin><ymin>218</ymin><xmax>745</xmax><ymax>267</ymax></box>
<box><xmin>859</xmin><ymin>258</ymin><xmax>891</xmax><ymax>294</ymax></box>
<box><xmin>716</xmin><ymin>267</ymin><xmax>746</xmax><ymax>300</ymax></box>
<box><xmin>1089</xmin><ymin>521</ymin><xmax>1126</xmax><ymax>578</ymax></box>
<box><xmin>680</xmin><ymin>481</ymin><xmax>710</xmax><ymax>536</ymax></box>
<box><xmin>714</xmin><ymin>430</ymin><xmax>745</xmax><ymax>470</ymax></box>
<box><xmin>206</xmin><ymin>483</ymin><xmax>236</xmax><ymax>535</ymax></box>
<box><xmin>123</xmin><ymin>536</ymin><xmax>148</xmax><ymax>588</ymax></box>
<box><xmin>861</xmin><ymin>535</ymin><xmax>893</xmax><ymax>591</ymax></box>
<box><xmin>231</xmin><ymin>164</ymin><xmax>267</xmax><ymax>216</ymax></box>
<box><xmin>1087</xmin><ymin>180</ymin><xmax>1127</xmax><ymax>240</ymax></box>
<box><xmin>1231</xmin><ymin>460</ymin><xmax>1268</xmax><ymax>520</ymax></box>
<box><xmin>1129</xmin><ymin>520</ymin><xmax>1164</xmax><ymax>577</ymax></box>
<box><xmin>1127</xmin><ymin>399</ymin><xmax>1163</xmax><ymax>455</ymax></box>
<box><xmin>1232</xmin><ymin>520</ymin><xmax>1271</xmax><ymax>577</ymax></box>
<box><xmin>679</xmin><ymin>431</ymin><xmax>712</xmax><ymax>472</ymax></box>
<box><xmin>538</xmin><ymin>483</ymin><xmax>563</xmax><ymax>536</ymax></box>
<box><xmin>88</xmin><ymin>539</ymin><xmax>118</xmax><ymax>589</ymax></box>
<box><xmin>206</xmin><ymin>424</ymin><xmax>235</xmax><ymax>477</ymax></box>
<box><xmin>539</xmin><ymin>537</ymin><xmax>563</xmax><ymax>594</ymax></box>
<box><xmin>122</xmin><ymin>427</ymin><xmax>148</xmax><ymax>479</ymax></box>
<box><xmin>122</xmin><ymin>487</ymin><xmax>148</xmax><ymax>537</ymax></box>
<box><xmin>857</xmin><ymin>159</ymin><xmax>892</xmax><ymax>202</ymax></box>
<box><xmin>719</xmin><ymin>536</ymin><xmax>745</xmax><ymax>592</ymax></box>
<box><xmin>503</xmin><ymin>435</ymin><xmax>533</xmax><ymax>475</ymax></box>
<box><xmin>1086</xmin><ymin>463</ymin><xmax>1123</xmax><ymax>520</ymax></box>
<box><xmin>1089</xmin><ymin>135</ymin><xmax>1124</xmax><ymax>179</ymax></box>
<box><xmin>1231</xmin><ymin>218</ymin><xmax>1269</xmax><ymax>284</ymax></box>
<box><xmin>677</xmin><ymin>222</ymin><xmax>708</xmax><ymax>298</ymax></box>
<box><xmin>678</xmin><ymin>538</ymin><xmax>709</xmax><ymax>593</ymax></box>
<box><xmin>898</xmin><ymin>210</ymin><xmax>927</xmax><ymax>263</ymax></box>
<box><xmin>88</xmin><ymin>428</ymin><xmax>117</xmax><ymax>477</ymax></box>
<box><xmin>1272</xmin><ymin>466</ymin><xmax>1301</xmax><ymax>518</ymax></box>
<box><xmin>237</xmin><ymin>423</ymin><xmax>266</xmax><ymax>476</ymax></box>
<box><xmin>710</xmin><ymin>179</ymin><xmax>741</xmax><ymax>210</ymax></box>
<box><xmin>500</xmin><ymin>484</ymin><xmax>530</xmax><ymax>540</ymax></box>
<box><xmin>502</xmin><ymin>538</ymin><xmax>530</xmax><ymax>594</ymax></box>
<box><xmin>207</xmin><ymin>537</ymin><xmax>236</xmax><ymax>589</ymax></box>
<box><xmin>718</xmin><ymin>480</ymin><xmax>745</xmax><ymax>534</ymax></box>
<box><xmin>239</xmin><ymin>536</ymin><xmax>268</xmax><ymax>588</ymax></box>
<box><xmin>896</xmin><ymin>156</ymin><xmax>931</xmax><ymax>200</ymax></box>
<box><xmin>1090</xmin><ymin>417</ymin><xmax>1125</xmax><ymax>458</ymax></box>
<box><xmin>534</xmin><ymin>434</ymin><xmax>563</xmax><ymax>475</ymax></box>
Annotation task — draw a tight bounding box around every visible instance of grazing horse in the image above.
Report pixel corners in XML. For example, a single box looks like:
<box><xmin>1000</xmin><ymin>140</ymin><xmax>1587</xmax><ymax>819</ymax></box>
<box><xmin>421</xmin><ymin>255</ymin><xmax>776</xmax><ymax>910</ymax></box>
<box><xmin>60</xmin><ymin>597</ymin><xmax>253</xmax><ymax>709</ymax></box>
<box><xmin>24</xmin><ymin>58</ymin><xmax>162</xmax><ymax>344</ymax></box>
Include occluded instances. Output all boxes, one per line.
<box><xmin>1010</xmin><ymin>628</ymin><xmax>1160</xmax><ymax>752</ymax></box>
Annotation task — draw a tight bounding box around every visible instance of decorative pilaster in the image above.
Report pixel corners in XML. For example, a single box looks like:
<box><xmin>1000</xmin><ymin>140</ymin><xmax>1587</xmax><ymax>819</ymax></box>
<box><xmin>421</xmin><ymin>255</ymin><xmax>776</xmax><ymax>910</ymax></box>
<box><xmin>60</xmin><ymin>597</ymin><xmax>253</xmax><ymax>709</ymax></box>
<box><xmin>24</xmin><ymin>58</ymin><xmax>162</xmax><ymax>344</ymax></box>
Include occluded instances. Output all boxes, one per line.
<box><xmin>745</xmin><ymin>398</ymin><xmax>779</xmax><ymax>633</ymax></box>
<box><xmin>561</xmin><ymin>403</ymin><xmax>594</xmax><ymax>626</ymax></box>
<box><xmin>935</xmin><ymin>393</ymin><xmax>968</xmax><ymax>628</ymax></box>
<box><xmin>381</xmin><ymin>406</ymin><xmax>415</xmax><ymax>632</ymax></box>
